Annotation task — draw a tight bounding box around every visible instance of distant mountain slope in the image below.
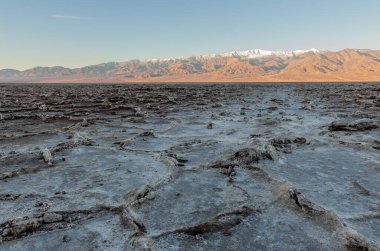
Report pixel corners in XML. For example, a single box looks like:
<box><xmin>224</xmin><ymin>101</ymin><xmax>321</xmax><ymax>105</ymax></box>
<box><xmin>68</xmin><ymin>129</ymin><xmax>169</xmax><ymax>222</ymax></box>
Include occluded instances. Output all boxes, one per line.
<box><xmin>1</xmin><ymin>49</ymin><xmax>380</xmax><ymax>82</ymax></box>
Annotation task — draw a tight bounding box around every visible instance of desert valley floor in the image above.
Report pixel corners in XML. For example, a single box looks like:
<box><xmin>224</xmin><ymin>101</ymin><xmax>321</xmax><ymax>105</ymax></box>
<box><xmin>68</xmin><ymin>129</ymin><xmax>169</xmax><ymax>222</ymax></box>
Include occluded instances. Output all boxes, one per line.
<box><xmin>0</xmin><ymin>83</ymin><xmax>379</xmax><ymax>250</ymax></box>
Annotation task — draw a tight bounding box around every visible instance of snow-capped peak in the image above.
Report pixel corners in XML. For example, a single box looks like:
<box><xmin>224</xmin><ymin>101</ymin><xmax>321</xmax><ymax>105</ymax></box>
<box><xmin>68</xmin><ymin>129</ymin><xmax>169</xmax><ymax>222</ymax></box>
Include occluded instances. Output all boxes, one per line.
<box><xmin>144</xmin><ymin>48</ymin><xmax>320</xmax><ymax>63</ymax></box>
<box><xmin>197</xmin><ymin>48</ymin><xmax>320</xmax><ymax>60</ymax></box>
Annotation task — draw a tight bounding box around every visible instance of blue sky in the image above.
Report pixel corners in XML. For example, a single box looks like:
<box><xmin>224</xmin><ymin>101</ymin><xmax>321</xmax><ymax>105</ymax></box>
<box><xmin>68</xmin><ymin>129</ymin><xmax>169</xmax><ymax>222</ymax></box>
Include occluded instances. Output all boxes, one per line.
<box><xmin>1</xmin><ymin>0</ymin><xmax>379</xmax><ymax>70</ymax></box>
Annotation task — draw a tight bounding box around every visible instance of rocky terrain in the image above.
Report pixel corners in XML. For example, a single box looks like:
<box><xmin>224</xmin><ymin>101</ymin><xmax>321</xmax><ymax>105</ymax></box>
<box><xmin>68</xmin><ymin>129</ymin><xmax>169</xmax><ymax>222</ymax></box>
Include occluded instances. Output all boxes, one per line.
<box><xmin>1</xmin><ymin>49</ymin><xmax>380</xmax><ymax>83</ymax></box>
<box><xmin>0</xmin><ymin>83</ymin><xmax>379</xmax><ymax>250</ymax></box>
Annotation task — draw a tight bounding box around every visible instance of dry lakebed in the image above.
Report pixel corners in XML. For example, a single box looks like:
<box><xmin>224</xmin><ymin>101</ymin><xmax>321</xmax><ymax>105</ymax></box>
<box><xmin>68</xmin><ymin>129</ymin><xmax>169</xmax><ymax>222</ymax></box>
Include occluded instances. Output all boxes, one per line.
<box><xmin>0</xmin><ymin>83</ymin><xmax>379</xmax><ymax>250</ymax></box>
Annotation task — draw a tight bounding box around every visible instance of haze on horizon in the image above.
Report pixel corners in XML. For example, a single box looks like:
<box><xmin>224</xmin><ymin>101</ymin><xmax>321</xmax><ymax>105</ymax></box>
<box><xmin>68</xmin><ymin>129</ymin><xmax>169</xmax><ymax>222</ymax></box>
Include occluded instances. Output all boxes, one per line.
<box><xmin>1</xmin><ymin>0</ymin><xmax>380</xmax><ymax>70</ymax></box>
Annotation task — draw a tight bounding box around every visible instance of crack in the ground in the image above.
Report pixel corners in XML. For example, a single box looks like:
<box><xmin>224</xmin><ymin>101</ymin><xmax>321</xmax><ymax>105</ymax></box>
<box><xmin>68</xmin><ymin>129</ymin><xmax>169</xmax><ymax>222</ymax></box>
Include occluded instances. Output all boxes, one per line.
<box><xmin>152</xmin><ymin>206</ymin><xmax>256</xmax><ymax>239</ymax></box>
<box><xmin>0</xmin><ymin>205</ymin><xmax>123</xmax><ymax>242</ymax></box>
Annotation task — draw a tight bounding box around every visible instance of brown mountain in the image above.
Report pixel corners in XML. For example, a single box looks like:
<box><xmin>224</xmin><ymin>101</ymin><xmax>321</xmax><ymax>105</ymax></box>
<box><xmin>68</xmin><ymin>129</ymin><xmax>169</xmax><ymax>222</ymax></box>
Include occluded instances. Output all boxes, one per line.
<box><xmin>1</xmin><ymin>49</ymin><xmax>379</xmax><ymax>83</ymax></box>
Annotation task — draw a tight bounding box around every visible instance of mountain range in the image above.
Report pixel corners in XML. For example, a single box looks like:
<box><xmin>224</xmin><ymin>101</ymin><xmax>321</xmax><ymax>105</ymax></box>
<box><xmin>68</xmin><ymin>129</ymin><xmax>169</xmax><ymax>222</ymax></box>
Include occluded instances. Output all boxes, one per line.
<box><xmin>1</xmin><ymin>48</ymin><xmax>380</xmax><ymax>83</ymax></box>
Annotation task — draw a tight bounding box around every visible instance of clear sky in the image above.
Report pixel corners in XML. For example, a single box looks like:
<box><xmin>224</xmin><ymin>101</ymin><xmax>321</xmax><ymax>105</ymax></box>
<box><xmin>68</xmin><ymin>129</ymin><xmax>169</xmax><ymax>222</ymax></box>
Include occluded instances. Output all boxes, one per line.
<box><xmin>1</xmin><ymin>0</ymin><xmax>380</xmax><ymax>70</ymax></box>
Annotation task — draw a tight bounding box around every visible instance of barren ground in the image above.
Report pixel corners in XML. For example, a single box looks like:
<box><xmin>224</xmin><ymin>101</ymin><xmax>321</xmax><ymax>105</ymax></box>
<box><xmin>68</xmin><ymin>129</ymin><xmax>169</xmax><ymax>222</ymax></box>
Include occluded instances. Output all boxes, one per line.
<box><xmin>0</xmin><ymin>83</ymin><xmax>379</xmax><ymax>251</ymax></box>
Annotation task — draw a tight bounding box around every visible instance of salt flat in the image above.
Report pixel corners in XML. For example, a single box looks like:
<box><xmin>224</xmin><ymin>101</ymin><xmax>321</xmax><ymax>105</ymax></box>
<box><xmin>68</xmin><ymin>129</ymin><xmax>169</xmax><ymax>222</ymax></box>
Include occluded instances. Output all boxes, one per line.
<box><xmin>0</xmin><ymin>83</ymin><xmax>379</xmax><ymax>250</ymax></box>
